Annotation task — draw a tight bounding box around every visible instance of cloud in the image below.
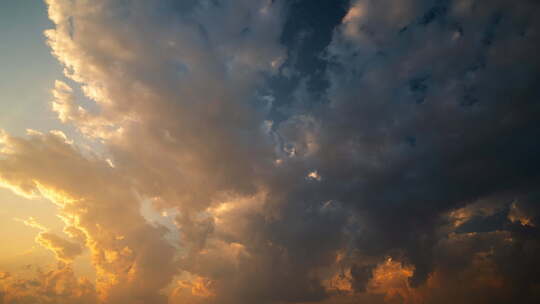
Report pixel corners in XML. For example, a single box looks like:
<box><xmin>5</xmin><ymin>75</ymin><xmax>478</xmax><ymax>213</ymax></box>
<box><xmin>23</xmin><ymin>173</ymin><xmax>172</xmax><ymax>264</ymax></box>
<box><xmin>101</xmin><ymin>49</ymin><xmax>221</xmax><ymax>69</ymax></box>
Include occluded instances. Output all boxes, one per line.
<box><xmin>0</xmin><ymin>265</ymin><xmax>97</xmax><ymax>304</ymax></box>
<box><xmin>14</xmin><ymin>216</ymin><xmax>83</xmax><ymax>262</ymax></box>
<box><xmin>15</xmin><ymin>217</ymin><xmax>48</xmax><ymax>231</ymax></box>
<box><xmin>1</xmin><ymin>0</ymin><xmax>540</xmax><ymax>303</ymax></box>
<box><xmin>36</xmin><ymin>232</ymin><xmax>83</xmax><ymax>263</ymax></box>
<box><xmin>0</xmin><ymin>130</ymin><xmax>177</xmax><ymax>303</ymax></box>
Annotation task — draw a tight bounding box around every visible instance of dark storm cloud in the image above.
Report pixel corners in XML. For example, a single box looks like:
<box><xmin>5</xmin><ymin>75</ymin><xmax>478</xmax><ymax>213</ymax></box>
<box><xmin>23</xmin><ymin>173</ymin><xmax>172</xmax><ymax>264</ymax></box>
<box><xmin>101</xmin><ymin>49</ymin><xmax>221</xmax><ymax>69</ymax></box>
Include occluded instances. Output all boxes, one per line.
<box><xmin>264</xmin><ymin>0</ymin><xmax>540</xmax><ymax>299</ymax></box>
<box><xmin>265</xmin><ymin>0</ymin><xmax>349</xmax><ymax>122</ymax></box>
<box><xmin>206</xmin><ymin>0</ymin><xmax>540</xmax><ymax>299</ymax></box>
<box><xmin>2</xmin><ymin>1</ymin><xmax>540</xmax><ymax>303</ymax></box>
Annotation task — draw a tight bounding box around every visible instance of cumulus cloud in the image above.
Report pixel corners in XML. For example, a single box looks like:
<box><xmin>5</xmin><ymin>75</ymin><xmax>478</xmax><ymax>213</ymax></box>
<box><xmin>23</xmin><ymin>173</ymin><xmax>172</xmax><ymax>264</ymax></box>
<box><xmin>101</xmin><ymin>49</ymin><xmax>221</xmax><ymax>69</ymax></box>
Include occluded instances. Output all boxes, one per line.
<box><xmin>0</xmin><ymin>130</ymin><xmax>177</xmax><ymax>303</ymax></box>
<box><xmin>1</xmin><ymin>0</ymin><xmax>540</xmax><ymax>303</ymax></box>
<box><xmin>14</xmin><ymin>216</ymin><xmax>83</xmax><ymax>262</ymax></box>
<box><xmin>36</xmin><ymin>232</ymin><xmax>83</xmax><ymax>263</ymax></box>
<box><xmin>0</xmin><ymin>265</ymin><xmax>97</xmax><ymax>304</ymax></box>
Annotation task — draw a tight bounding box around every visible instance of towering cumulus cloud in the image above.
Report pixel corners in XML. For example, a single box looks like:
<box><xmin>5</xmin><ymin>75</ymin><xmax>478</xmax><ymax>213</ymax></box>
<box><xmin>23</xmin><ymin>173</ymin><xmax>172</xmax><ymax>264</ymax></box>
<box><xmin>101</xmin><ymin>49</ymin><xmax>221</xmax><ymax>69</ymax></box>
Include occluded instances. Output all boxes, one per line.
<box><xmin>1</xmin><ymin>0</ymin><xmax>540</xmax><ymax>303</ymax></box>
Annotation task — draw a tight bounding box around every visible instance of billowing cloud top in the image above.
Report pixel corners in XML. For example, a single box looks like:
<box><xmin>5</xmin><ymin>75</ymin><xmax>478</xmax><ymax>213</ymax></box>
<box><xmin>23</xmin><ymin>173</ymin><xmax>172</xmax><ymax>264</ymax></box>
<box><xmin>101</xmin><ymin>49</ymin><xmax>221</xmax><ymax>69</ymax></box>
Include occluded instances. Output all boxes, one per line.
<box><xmin>1</xmin><ymin>0</ymin><xmax>540</xmax><ymax>303</ymax></box>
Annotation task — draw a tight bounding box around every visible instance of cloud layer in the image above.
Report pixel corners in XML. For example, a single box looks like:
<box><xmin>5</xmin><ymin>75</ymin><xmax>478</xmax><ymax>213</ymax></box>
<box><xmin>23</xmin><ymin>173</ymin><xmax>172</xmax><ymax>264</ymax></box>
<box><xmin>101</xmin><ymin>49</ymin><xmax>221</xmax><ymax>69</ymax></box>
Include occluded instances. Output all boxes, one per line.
<box><xmin>1</xmin><ymin>0</ymin><xmax>540</xmax><ymax>303</ymax></box>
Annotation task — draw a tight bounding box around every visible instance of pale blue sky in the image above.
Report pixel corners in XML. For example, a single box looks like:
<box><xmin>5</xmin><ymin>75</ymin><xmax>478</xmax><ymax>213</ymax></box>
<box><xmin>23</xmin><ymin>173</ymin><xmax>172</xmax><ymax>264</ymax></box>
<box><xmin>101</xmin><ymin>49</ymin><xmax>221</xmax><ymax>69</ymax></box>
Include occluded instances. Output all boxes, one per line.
<box><xmin>0</xmin><ymin>0</ymin><xmax>64</xmax><ymax>136</ymax></box>
<box><xmin>0</xmin><ymin>0</ymin><xmax>79</xmax><ymax>274</ymax></box>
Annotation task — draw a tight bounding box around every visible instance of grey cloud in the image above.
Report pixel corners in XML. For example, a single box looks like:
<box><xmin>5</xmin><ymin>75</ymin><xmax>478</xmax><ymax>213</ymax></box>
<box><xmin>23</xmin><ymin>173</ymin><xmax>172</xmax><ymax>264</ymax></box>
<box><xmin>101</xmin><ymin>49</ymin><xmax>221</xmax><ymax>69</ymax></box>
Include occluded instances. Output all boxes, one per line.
<box><xmin>292</xmin><ymin>0</ymin><xmax>540</xmax><ymax>293</ymax></box>
<box><xmin>1</xmin><ymin>0</ymin><xmax>540</xmax><ymax>303</ymax></box>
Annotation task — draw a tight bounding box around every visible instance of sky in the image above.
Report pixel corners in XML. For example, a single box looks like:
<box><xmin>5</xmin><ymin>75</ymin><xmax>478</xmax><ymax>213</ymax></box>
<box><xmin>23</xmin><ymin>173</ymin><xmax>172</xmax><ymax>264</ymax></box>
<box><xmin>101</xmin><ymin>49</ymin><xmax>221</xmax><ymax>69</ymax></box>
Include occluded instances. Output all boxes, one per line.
<box><xmin>0</xmin><ymin>0</ymin><xmax>539</xmax><ymax>304</ymax></box>
<box><xmin>0</xmin><ymin>0</ymin><xmax>72</xmax><ymax>274</ymax></box>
